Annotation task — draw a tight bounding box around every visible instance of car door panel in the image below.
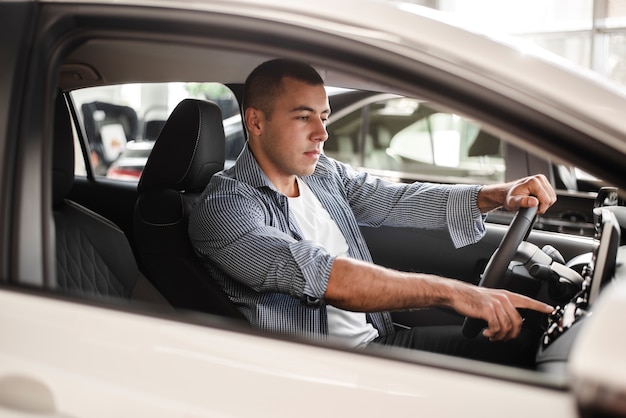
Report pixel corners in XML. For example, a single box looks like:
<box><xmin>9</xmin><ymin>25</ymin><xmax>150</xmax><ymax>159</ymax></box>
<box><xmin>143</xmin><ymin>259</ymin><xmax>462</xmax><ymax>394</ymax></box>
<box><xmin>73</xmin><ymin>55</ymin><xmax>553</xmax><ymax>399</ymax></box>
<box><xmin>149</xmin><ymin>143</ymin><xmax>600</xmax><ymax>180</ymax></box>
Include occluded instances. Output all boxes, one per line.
<box><xmin>0</xmin><ymin>287</ymin><xmax>575</xmax><ymax>418</ymax></box>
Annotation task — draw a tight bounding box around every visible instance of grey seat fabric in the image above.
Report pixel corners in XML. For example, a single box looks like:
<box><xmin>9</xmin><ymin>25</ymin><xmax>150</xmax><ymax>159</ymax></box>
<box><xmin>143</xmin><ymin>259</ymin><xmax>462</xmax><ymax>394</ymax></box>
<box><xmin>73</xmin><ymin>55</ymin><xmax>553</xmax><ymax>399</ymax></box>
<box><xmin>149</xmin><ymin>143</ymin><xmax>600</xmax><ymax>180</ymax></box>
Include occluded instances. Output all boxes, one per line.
<box><xmin>53</xmin><ymin>93</ymin><xmax>166</xmax><ymax>305</ymax></box>
<box><xmin>134</xmin><ymin>99</ymin><xmax>245</xmax><ymax>320</ymax></box>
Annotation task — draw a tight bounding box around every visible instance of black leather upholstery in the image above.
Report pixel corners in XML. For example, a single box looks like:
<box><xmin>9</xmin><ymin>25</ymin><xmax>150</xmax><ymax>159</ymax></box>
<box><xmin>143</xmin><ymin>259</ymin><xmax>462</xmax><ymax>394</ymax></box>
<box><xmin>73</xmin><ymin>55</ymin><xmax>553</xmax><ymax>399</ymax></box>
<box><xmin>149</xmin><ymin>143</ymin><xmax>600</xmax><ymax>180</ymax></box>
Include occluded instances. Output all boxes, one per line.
<box><xmin>134</xmin><ymin>99</ymin><xmax>245</xmax><ymax>319</ymax></box>
<box><xmin>53</xmin><ymin>94</ymin><xmax>155</xmax><ymax>301</ymax></box>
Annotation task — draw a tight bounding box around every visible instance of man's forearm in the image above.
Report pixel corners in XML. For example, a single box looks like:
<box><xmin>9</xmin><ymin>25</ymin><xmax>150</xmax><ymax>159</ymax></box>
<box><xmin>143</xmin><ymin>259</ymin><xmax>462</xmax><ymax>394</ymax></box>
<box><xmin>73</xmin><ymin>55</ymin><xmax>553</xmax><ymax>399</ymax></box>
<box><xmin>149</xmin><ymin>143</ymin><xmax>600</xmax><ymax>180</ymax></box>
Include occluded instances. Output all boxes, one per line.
<box><xmin>324</xmin><ymin>256</ymin><xmax>456</xmax><ymax>312</ymax></box>
<box><xmin>324</xmin><ymin>255</ymin><xmax>554</xmax><ymax>341</ymax></box>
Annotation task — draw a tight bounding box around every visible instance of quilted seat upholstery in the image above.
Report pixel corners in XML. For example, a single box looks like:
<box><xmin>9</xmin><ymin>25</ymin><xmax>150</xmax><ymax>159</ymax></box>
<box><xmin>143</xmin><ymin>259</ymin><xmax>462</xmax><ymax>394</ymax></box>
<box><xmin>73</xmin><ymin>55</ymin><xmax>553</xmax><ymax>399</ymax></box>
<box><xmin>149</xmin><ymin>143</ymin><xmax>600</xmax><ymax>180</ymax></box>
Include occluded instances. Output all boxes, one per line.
<box><xmin>54</xmin><ymin>201</ymin><xmax>135</xmax><ymax>298</ymax></box>
<box><xmin>52</xmin><ymin>93</ymin><xmax>165</xmax><ymax>305</ymax></box>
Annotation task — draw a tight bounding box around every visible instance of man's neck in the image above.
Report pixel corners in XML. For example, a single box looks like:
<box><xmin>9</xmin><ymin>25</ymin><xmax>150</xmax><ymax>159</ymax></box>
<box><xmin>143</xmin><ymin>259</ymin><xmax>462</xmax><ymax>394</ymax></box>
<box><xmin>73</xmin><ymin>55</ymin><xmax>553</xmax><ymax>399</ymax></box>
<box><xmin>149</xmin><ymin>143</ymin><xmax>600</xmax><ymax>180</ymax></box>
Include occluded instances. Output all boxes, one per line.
<box><xmin>278</xmin><ymin>176</ymin><xmax>299</xmax><ymax>198</ymax></box>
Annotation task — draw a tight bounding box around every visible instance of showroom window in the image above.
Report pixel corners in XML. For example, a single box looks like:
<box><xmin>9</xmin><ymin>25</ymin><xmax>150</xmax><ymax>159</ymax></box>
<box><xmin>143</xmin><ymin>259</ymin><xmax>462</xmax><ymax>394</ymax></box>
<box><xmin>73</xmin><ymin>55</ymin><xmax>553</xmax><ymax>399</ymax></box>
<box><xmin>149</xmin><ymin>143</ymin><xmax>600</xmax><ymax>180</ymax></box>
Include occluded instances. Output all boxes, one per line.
<box><xmin>70</xmin><ymin>82</ymin><xmax>244</xmax><ymax>181</ymax></box>
<box><xmin>324</xmin><ymin>94</ymin><xmax>505</xmax><ymax>184</ymax></box>
<box><xmin>412</xmin><ymin>0</ymin><xmax>626</xmax><ymax>88</ymax></box>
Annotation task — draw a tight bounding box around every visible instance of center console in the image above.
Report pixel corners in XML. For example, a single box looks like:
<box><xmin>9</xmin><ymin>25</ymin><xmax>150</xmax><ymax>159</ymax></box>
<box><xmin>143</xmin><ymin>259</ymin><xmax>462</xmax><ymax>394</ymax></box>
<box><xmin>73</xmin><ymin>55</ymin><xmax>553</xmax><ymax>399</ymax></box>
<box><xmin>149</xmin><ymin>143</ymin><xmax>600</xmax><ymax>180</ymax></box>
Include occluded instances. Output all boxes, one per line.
<box><xmin>535</xmin><ymin>207</ymin><xmax>621</xmax><ymax>372</ymax></box>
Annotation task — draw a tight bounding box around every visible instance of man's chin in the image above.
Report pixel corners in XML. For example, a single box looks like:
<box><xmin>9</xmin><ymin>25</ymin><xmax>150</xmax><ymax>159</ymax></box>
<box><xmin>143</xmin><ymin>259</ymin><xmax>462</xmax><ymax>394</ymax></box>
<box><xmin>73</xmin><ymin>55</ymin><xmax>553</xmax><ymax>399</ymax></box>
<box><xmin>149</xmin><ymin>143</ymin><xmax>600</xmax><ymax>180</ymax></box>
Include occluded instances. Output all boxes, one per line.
<box><xmin>295</xmin><ymin>162</ymin><xmax>318</xmax><ymax>177</ymax></box>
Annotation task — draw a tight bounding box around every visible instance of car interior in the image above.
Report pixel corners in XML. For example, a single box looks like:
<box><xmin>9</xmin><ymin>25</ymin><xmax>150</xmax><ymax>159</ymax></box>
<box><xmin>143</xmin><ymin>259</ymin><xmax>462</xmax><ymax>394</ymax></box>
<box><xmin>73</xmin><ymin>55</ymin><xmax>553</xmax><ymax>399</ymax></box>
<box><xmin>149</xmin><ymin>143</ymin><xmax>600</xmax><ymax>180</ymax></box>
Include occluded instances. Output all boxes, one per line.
<box><xmin>53</xmin><ymin>92</ymin><xmax>168</xmax><ymax>307</ymax></box>
<box><xmin>33</xmin><ymin>4</ymin><xmax>624</xmax><ymax>385</ymax></box>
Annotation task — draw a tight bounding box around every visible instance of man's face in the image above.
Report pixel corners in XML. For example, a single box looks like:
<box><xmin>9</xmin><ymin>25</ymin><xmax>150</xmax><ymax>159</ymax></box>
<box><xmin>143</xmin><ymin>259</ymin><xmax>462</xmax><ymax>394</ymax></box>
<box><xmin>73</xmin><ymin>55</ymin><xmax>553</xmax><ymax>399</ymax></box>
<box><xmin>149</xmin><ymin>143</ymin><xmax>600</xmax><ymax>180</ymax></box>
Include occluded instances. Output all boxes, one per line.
<box><xmin>248</xmin><ymin>77</ymin><xmax>330</xmax><ymax>189</ymax></box>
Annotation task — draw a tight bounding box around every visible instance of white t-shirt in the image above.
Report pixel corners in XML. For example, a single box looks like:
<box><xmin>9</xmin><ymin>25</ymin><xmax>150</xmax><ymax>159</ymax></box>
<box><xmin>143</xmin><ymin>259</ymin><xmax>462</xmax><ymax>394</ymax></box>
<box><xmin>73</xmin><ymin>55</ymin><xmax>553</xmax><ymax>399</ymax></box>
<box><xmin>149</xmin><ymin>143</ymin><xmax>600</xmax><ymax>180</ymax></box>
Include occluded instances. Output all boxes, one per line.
<box><xmin>288</xmin><ymin>177</ymin><xmax>379</xmax><ymax>348</ymax></box>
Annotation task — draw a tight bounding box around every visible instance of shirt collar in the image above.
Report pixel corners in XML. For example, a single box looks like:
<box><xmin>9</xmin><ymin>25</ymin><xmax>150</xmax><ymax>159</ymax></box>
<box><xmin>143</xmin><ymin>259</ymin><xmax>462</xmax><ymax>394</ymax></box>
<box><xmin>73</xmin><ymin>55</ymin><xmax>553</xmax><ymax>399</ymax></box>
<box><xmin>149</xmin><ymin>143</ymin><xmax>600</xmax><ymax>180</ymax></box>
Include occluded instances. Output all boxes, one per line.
<box><xmin>233</xmin><ymin>144</ymin><xmax>276</xmax><ymax>191</ymax></box>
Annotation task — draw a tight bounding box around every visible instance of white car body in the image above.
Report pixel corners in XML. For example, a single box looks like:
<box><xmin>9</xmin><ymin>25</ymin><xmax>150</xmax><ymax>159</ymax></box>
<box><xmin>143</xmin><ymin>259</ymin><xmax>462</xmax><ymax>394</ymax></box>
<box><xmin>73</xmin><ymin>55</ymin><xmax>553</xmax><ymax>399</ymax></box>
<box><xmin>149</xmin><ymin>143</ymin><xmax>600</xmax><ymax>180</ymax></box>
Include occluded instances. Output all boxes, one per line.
<box><xmin>1</xmin><ymin>290</ymin><xmax>580</xmax><ymax>417</ymax></box>
<box><xmin>2</xmin><ymin>0</ymin><xmax>626</xmax><ymax>417</ymax></box>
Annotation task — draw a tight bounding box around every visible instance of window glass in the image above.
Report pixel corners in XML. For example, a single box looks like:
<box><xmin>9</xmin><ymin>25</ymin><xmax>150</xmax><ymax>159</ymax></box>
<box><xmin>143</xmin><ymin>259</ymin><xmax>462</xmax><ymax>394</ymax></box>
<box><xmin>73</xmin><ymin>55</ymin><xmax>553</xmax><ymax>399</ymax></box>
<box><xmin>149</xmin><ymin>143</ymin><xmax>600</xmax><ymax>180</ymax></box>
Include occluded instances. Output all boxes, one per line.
<box><xmin>409</xmin><ymin>0</ymin><xmax>626</xmax><ymax>89</ymax></box>
<box><xmin>70</xmin><ymin>82</ymin><xmax>245</xmax><ymax>181</ymax></box>
<box><xmin>325</xmin><ymin>94</ymin><xmax>505</xmax><ymax>183</ymax></box>
<box><xmin>607</xmin><ymin>0</ymin><xmax>626</xmax><ymax>26</ymax></box>
<box><xmin>606</xmin><ymin>32</ymin><xmax>626</xmax><ymax>84</ymax></box>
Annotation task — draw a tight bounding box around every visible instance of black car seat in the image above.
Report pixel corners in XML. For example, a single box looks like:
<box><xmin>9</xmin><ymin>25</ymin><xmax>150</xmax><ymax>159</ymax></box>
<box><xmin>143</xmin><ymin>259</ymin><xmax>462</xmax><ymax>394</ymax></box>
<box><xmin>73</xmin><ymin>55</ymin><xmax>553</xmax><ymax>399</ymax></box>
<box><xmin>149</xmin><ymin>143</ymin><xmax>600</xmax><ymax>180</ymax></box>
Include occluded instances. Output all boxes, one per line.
<box><xmin>53</xmin><ymin>94</ymin><xmax>168</xmax><ymax>306</ymax></box>
<box><xmin>133</xmin><ymin>99</ymin><xmax>245</xmax><ymax>320</ymax></box>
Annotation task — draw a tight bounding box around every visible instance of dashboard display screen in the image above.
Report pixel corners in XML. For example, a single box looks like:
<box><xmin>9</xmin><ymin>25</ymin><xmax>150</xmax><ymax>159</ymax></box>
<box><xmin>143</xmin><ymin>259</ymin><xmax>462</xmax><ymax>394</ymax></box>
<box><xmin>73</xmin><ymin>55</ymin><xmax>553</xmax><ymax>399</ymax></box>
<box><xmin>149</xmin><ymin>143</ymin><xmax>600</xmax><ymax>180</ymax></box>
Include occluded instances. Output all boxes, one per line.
<box><xmin>587</xmin><ymin>207</ymin><xmax>620</xmax><ymax>305</ymax></box>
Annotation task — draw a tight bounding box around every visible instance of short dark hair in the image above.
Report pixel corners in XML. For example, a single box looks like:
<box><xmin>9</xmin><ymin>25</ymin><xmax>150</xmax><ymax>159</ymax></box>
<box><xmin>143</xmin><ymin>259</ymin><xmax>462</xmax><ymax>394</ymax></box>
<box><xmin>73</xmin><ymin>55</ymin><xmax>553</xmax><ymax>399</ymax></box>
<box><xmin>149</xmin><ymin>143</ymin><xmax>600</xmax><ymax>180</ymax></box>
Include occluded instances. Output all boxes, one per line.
<box><xmin>242</xmin><ymin>58</ymin><xmax>324</xmax><ymax>119</ymax></box>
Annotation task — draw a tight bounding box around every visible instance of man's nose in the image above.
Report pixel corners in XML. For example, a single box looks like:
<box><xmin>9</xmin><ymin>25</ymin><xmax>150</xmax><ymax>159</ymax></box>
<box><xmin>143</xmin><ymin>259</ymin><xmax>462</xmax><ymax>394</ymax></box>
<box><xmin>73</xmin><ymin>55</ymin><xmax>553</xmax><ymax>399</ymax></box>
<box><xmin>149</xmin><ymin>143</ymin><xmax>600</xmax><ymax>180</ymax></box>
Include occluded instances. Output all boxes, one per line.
<box><xmin>313</xmin><ymin>118</ymin><xmax>328</xmax><ymax>142</ymax></box>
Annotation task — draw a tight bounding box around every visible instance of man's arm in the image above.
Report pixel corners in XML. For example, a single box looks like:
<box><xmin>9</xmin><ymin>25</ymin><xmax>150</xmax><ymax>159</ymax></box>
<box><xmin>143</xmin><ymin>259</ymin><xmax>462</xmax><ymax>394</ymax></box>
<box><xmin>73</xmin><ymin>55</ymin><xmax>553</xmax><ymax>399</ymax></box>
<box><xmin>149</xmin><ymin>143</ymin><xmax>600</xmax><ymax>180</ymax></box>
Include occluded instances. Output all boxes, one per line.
<box><xmin>325</xmin><ymin>174</ymin><xmax>558</xmax><ymax>341</ymax></box>
<box><xmin>325</xmin><ymin>256</ymin><xmax>553</xmax><ymax>342</ymax></box>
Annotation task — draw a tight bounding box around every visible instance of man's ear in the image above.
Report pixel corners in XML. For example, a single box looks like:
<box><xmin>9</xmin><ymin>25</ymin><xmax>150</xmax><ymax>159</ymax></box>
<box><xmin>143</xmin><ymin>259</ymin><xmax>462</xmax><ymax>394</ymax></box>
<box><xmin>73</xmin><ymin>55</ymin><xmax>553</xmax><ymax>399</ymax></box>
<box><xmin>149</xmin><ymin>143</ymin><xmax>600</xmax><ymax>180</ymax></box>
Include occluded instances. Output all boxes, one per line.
<box><xmin>245</xmin><ymin>107</ymin><xmax>263</xmax><ymax>137</ymax></box>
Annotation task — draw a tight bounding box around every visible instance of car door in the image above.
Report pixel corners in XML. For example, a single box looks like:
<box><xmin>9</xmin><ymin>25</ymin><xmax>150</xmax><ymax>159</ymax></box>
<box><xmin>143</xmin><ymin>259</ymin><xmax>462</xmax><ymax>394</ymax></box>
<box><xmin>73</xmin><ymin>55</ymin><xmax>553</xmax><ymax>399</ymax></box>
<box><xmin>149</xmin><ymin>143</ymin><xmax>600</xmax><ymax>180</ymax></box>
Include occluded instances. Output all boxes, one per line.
<box><xmin>0</xmin><ymin>5</ymin><xmax>567</xmax><ymax>416</ymax></box>
<box><xmin>2</xmin><ymin>1</ymin><xmax>622</xmax><ymax>416</ymax></box>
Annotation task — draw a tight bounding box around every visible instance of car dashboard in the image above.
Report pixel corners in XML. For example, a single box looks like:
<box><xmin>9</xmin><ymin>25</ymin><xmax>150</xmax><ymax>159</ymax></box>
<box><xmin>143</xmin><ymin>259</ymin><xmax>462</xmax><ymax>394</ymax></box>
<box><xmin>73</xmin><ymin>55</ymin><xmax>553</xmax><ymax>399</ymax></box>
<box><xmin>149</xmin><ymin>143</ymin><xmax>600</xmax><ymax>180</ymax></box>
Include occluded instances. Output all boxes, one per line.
<box><xmin>535</xmin><ymin>204</ymin><xmax>625</xmax><ymax>373</ymax></box>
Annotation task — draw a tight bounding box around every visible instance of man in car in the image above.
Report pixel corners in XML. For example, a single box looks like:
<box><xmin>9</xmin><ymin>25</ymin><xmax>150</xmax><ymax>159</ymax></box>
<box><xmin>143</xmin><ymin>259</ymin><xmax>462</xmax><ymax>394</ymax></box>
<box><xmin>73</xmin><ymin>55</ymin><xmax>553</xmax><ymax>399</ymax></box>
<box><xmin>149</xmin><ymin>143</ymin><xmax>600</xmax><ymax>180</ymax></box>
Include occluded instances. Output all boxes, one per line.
<box><xmin>189</xmin><ymin>58</ymin><xmax>556</xmax><ymax>366</ymax></box>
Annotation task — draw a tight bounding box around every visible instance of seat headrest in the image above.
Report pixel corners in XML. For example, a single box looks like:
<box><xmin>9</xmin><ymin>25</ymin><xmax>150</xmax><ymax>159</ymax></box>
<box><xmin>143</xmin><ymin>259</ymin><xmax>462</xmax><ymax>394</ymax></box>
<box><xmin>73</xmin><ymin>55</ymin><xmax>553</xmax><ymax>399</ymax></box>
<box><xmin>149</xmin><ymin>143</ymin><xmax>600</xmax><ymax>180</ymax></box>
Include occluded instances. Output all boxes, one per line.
<box><xmin>52</xmin><ymin>94</ymin><xmax>75</xmax><ymax>208</ymax></box>
<box><xmin>138</xmin><ymin>99</ymin><xmax>225</xmax><ymax>193</ymax></box>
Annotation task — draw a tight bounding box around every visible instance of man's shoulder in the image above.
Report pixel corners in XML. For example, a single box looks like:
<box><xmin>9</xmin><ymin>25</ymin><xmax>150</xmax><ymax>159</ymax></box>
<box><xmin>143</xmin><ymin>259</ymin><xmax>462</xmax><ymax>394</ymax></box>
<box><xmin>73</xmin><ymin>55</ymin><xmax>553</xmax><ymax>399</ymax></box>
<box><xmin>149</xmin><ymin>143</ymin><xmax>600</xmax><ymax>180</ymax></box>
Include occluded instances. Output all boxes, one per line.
<box><xmin>207</xmin><ymin>163</ymin><xmax>274</xmax><ymax>203</ymax></box>
<box><xmin>209</xmin><ymin>167</ymin><xmax>249</xmax><ymax>192</ymax></box>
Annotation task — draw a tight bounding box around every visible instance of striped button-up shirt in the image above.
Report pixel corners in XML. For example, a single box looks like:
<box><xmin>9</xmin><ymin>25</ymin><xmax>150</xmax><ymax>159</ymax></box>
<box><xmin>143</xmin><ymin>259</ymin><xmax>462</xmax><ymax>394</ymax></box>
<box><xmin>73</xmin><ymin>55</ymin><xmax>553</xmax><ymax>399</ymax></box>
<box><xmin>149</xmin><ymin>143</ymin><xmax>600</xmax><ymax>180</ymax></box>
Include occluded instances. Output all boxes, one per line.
<box><xmin>189</xmin><ymin>145</ymin><xmax>485</xmax><ymax>340</ymax></box>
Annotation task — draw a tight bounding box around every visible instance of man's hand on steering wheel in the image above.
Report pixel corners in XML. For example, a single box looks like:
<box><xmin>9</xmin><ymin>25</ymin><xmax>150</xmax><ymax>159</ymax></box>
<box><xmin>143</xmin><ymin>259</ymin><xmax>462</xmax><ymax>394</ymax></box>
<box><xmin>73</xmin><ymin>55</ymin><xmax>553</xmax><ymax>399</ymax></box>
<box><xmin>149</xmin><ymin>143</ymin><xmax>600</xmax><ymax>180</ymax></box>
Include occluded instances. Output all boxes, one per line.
<box><xmin>477</xmin><ymin>174</ymin><xmax>557</xmax><ymax>215</ymax></box>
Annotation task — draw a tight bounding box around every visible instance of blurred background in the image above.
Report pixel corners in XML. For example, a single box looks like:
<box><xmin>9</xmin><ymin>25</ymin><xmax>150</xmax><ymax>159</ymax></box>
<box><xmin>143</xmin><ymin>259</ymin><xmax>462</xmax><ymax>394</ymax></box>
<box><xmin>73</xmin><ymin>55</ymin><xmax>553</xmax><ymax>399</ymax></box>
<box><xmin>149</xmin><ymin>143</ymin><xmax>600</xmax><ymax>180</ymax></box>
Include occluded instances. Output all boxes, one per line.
<box><xmin>398</xmin><ymin>0</ymin><xmax>626</xmax><ymax>87</ymax></box>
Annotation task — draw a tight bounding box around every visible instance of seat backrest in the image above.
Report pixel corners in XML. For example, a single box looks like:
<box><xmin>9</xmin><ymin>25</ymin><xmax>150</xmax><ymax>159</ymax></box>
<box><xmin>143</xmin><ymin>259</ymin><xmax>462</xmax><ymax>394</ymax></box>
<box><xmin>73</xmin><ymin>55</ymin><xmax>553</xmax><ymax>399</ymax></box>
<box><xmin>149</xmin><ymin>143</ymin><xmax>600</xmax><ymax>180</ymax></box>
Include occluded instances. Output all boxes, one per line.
<box><xmin>53</xmin><ymin>94</ymin><xmax>167</xmax><ymax>306</ymax></box>
<box><xmin>134</xmin><ymin>99</ymin><xmax>245</xmax><ymax>320</ymax></box>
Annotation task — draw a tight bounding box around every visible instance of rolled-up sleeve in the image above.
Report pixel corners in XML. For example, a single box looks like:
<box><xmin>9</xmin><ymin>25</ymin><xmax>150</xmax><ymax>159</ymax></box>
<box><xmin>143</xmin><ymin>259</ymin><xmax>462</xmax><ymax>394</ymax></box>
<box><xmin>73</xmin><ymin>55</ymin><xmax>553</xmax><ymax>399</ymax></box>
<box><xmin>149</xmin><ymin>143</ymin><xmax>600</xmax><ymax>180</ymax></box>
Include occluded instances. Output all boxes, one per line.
<box><xmin>289</xmin><ymin>240</ymin><xmax>334</xmax><ymax>299</ymax></box>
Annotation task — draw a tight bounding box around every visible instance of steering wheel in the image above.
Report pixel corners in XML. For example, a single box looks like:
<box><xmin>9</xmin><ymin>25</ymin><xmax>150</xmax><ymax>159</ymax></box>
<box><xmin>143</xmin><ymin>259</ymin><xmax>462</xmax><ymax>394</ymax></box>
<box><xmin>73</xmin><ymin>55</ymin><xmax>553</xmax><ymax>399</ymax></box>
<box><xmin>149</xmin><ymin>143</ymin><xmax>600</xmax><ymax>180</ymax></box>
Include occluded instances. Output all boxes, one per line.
<box><xmin>462</xmin><ymin>205</ymin><xmax>538</xmax><ymax>338</ymax></box>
